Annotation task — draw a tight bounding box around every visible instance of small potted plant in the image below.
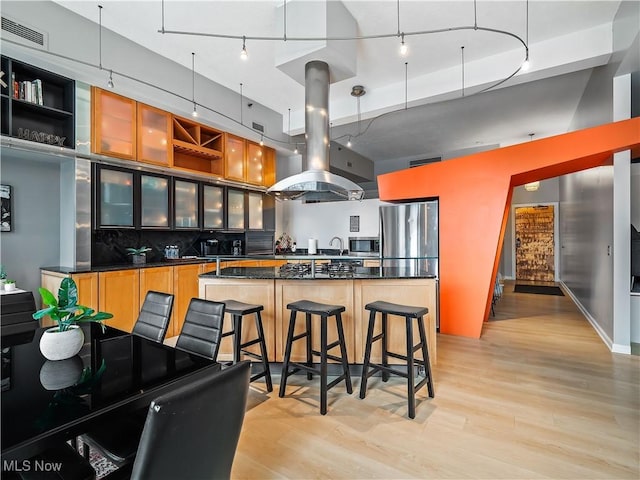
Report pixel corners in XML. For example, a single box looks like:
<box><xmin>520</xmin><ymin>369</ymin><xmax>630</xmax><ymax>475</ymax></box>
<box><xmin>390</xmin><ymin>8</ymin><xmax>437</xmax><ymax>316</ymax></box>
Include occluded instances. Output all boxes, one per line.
<box><xmin>4</xmin><ymin>279</ymin><xmax>16</xmax><ymax>292</ymax></box>
<box><xmin>0</xmin><ymin>264</ymin><xmax>6</xmax><ymax>290</ymax></box>
<box><xmin>127</xmin><ymin>246</ymin><xmax>152</xmax><ymax>264</ymax></box>
<box><xmin>33</xmin><ymin>278</ymin><xmax>113</xmax><ymax>361</ymax></box>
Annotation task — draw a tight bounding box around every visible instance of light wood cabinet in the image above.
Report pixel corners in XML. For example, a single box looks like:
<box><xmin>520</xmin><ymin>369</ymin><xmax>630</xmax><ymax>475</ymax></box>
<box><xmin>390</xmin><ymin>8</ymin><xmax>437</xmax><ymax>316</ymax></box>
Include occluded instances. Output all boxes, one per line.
<box><xmin>140</xmin><ymin>266</ymin><xmax>174</xmax><ymax>336</ymax></box>
<box><xmin>39</xmin><ymin>271</ymin><xmax>99</xmax><ymax>327</ymax></box>
<box><xmin>200</xmin><ymin>262</ymin><xmax>218</xmax><ymax>275</ymax></box>
<box><xmin>224</xmin><ymin>136</ymin><xmax>275</xmax><ymax>187</ymax></box>
<box><xmin>200</xmin><ymin>276</ymin><xmax>438</xmax><ymax>365</ymax></box>
<box><xmin>139</xmin><ymin>266</ymin><xmax>174</xmax><ymax>303</ymax></box>
<box><xmin>92</xmin><ymin>87</ymin><xmax>137</xmax><ymax>160</ymax></box>
<box><xmin>199</xmin><ymin>278</ymin><xmax>276</xmax><ymax>362</ymax></box>
<box><xmin>275</xmin><ymin>280</ymin><xmax>356</xmax><ymax>362</ymax></box>
<box><xmin>172</xmin><ymin>264</ymin><xmax>202</xmax><ymax>337</ymax></box>
<box><xmin>225</xmin><ymin>134</ymin><xmax>246</xmax><ymax>182</ymax></box>
<box><xmin>137</xmin><ymin>103</ymin><xmax>172</xmax><ymax>166</ymax></box>
<box><xmin>72</xmin><ymin>273</ymin><xmax>99</xmax><ymax>313</ymax></box>
<box><xmin>246</xmin><ymin>141</ymin><xmax>264</xmax><ymax>185</ymax></box>
<box><xmin>354</xmin><ymin>279</ymin><xmax>437</xmax><ymax>364</ymax></box>
<box><xmin>99</xmin><ymin>269</ymin><xmax>140</xmax><ymax>333</ymax></box>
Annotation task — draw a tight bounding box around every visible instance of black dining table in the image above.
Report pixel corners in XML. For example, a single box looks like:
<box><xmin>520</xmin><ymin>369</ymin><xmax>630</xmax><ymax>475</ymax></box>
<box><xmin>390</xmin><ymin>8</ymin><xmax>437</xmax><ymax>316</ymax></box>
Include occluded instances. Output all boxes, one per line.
<box><xmin>1</xmin><ymin>323</ymin><xmax>219</xmax><ymax>462</ymax></box>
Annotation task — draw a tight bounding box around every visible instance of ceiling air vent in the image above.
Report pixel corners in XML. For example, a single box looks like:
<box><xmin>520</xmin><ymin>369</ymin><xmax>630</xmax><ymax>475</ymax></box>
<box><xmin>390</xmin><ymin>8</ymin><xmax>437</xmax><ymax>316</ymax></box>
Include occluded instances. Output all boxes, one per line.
<box><xmin>1</xmin><ymin>16</ymin><xmax>47</xmax><ymax>49</ymax></box>
<box><xmin>252</xmin><ymin>122</ymin><xmax>264</xmax><ymax>133</ymax></box>
<box><xmin>410</xmin><ymin>157</ymin><xmax>441</xmax><ymax>168</ymax></box>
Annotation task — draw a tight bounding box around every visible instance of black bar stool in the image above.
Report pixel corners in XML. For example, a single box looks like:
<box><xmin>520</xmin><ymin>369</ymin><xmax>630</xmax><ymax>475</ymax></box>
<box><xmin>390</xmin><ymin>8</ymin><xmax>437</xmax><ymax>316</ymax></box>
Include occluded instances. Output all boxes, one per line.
<box><xmin>279</xmin><ymin>300</ymin><xmax>353</xmax><ymax>414</ymax></box>
<box><xmin>220</xmin><ymin>299</ymin><xmax>273</xmax><ymax>392</ymax></box>
<box><xmin>359</xmin><ymin>300</ymin><xmax>434</xmax><ymax>419</ymax></box>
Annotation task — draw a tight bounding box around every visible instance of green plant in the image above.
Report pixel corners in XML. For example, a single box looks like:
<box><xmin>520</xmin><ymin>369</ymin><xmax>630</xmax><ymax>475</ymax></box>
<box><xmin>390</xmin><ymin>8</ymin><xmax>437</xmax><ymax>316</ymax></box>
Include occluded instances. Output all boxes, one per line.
<box><xmin>127</xmin><ymin>246</ymin><xmax>152</xmax><ymax>255</ymax></box>
<box><xmin>0</xmin><ymin>265</ymin><xmax>6</xmax><ymax>280</ymax></box>
<box><xmin>32</xmin><ymin>278</ymin><xmax>113</xmax><ymax>332</ymax></box>
<box><xmin>5</xmin><ymin>279</ymin><xmax>16</xmax><ymax>284</ymax></box>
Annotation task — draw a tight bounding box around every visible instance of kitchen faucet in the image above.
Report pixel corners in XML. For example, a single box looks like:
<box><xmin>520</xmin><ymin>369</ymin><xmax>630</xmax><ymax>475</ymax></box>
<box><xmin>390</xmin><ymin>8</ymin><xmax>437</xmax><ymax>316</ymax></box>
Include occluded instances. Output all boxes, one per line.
<box><xmin>329</xmin><ymin>236</ymin><xmax>343</xmax><ymax>255</ymax></box>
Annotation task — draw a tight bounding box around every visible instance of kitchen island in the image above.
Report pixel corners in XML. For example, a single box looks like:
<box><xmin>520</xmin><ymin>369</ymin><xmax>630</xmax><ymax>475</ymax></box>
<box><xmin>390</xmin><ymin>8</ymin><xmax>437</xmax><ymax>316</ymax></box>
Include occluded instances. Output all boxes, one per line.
<box><xmin>199</xmin><ymin>257</ymin><xmax>438</xmax><ymax>365</ymax></box>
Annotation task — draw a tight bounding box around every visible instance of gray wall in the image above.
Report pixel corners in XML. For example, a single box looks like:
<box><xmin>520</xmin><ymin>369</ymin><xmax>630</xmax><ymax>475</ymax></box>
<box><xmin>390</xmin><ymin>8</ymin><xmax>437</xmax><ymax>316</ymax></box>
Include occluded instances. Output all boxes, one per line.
<box><xmin>0</xmin><ymin>152</ymin><xmax>63</xmax><ymax>295</ymax></box>
<box><xmin>558</xmin><ymin>0</ymin><xmax>639</xmax><ymax>346</ymax></box>
<box><xmin>632</xmin><ymin>164</ymin><xmax>640</xmax><ymax>229</ymax></box>
<box><xmin>559</xmin><ymin>61</ymin><xmax>615</xmax><ymax>340</ymax></box>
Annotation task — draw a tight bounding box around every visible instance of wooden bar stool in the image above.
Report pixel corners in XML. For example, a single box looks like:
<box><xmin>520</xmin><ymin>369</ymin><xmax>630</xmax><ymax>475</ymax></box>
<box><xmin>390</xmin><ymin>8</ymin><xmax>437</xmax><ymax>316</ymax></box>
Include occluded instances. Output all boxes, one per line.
<box><xmin>359</xmin><ymin>300</ymin><xmax>434</xmax><ymax>419</ymax></box>
<box><xmin>279</xmin><ymin>300</ymin><xmax>352</xmax><ymax>414</ymax></box>
<box><xmin>220</xmin><ymin>299</ymin><xmax>273</xmax><ymax>392</ymax></box>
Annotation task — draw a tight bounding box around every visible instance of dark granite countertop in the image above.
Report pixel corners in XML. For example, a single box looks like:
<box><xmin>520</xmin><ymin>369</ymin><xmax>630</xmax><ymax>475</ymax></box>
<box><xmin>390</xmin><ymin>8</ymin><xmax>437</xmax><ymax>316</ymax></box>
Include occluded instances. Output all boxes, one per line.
<box><xmin>41</xmin><ymin>258</ymin><xmax>215</xmax><ymax>274</ymax></box>
<box><xmin>201</xmin><ymin>266</ymin><xmax>437</xmax><ymax>280</ymax></box>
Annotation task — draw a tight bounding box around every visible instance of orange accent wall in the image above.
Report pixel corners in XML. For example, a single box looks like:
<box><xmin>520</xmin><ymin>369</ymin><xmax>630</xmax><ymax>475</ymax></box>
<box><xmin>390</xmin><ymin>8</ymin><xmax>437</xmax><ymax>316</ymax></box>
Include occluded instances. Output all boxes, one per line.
<box><xmin>377</xmin><ymin>118</ymin><xmax>640</xmax><ymax>338</ymax></box>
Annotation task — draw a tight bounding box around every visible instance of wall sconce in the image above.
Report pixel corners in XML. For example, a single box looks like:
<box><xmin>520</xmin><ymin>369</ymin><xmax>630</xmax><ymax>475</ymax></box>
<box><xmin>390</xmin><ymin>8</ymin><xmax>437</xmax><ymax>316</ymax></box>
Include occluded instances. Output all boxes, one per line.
<box><xmin>524</xmin><ymin>181</ymin><xmax>540</xmax><ymax>192</ymax></box>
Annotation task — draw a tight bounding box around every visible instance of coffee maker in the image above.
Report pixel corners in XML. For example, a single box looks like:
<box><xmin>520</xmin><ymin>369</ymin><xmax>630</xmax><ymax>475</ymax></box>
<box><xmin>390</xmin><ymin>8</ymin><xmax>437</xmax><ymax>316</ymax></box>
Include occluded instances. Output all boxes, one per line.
<box><xmin>232</xmin><ymin>240</ymin><xmax>243</xmax><ymax>256</ymax></box>
<box><xmin>200</xmin><ymin>239</ymin><xmax>219</xmax><ymax>257</ymax></box>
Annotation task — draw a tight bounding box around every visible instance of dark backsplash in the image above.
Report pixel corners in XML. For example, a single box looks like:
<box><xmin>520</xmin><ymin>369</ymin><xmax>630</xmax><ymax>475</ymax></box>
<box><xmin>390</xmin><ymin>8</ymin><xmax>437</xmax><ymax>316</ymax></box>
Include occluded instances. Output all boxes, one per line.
<box><xmin>92</xmin><ymin>230</ymin><xmax>247</xmax><ymax>265</ymax></box>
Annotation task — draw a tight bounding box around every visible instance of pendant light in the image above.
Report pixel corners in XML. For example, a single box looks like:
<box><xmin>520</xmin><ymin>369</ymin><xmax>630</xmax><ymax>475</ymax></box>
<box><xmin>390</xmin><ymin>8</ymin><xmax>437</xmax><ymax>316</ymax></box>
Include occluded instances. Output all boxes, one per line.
<box><xmin>399</xmin><ymin>33</ymin><xmax>408</xmax><ymax>56</ymax></box>
<box><xmin>191</xmin><ymin>52</ymin><xmax>198</xmax><ymax>117</ymax></box>
<box><xmin>524</xmin><ymin>133</ymin><xmax>539</xmax><ymax>191</ymax></box>
<box><xmin>240</xmin><ymin>36</ymin><xmax>248</xmax><ymax>60</ymax></box>
<box><xmin>98</xmin><ymin>5</ymin><xmax>113</xmax><ymax>88</ymax></box>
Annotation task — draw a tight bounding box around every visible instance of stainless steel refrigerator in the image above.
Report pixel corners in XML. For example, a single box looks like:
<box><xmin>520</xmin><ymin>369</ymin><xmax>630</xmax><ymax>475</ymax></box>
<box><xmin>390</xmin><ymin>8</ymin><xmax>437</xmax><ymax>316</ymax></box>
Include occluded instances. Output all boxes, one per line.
<box><xmin>379</xmin><ymin>201</ymin><xmax>439</xmax><ymax>277</ymax></box>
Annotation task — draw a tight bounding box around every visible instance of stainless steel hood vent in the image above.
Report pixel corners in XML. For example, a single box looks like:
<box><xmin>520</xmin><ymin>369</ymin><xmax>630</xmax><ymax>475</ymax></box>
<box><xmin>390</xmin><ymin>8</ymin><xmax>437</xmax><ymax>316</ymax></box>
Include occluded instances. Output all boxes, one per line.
<box><xmin>268</xmin><ymin>61</ymin><xmax>364</xmax><ymax>202</ymax></box>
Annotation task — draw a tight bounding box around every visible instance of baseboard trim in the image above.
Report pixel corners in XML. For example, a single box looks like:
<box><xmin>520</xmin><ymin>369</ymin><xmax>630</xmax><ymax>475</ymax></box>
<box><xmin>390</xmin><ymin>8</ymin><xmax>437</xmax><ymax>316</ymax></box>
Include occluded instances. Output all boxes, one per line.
<box><xmin>612</xmin><ymin>343</ymin><xmax>632</xmax><ymax>354</ymax></box>
<box><xmin>559</xmin><ymin>281</ymin><xmax>616</xmax><ymax>352</ymax></box>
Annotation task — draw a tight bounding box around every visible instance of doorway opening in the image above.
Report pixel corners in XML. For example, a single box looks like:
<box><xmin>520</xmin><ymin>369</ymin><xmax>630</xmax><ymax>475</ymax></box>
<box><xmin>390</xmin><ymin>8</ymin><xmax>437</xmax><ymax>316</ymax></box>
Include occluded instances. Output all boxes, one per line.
<box><xmin>512</xmin><ymin>204</ymin><xmax>559</xmax><ymax>283</ymax></box>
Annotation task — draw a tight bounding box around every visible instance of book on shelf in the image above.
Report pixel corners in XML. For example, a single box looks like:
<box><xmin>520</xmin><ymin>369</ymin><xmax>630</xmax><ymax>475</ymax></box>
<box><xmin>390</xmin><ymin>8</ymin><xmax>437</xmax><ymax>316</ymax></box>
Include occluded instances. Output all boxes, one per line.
<box><xmin>13</xmin><ymin>77</ymin><xmax>44</xmax><ymax>106</ymax></box>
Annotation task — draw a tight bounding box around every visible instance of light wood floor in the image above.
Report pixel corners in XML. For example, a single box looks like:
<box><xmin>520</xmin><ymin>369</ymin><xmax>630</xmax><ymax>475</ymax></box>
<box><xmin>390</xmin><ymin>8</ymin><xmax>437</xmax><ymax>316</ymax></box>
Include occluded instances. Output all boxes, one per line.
<box><xmin>232</xmin><ymin>283</ymin><xmax>640</xmax><ymax>479</ymax></box>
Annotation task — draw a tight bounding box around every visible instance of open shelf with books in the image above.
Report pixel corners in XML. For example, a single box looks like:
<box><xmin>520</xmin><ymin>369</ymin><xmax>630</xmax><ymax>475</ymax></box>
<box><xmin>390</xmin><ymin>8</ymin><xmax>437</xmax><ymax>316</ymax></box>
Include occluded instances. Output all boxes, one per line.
<box><xmin>0</xmin><ymin>55</ymin><xmax>75</xmax><ymax>149</ymax></box>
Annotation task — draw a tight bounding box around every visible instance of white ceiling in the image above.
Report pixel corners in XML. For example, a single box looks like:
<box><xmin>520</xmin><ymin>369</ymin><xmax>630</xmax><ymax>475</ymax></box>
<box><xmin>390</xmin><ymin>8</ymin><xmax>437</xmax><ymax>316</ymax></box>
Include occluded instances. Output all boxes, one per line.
<box><xmin>55</xmin><ymin>0</ymin><xmax>623</xmax><ymax>163</ymax></box>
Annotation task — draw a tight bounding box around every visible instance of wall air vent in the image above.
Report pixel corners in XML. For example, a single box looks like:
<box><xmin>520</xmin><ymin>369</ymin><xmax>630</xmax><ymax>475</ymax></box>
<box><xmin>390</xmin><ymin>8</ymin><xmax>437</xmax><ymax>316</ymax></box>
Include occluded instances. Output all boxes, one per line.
<box><xmin>252</xmin><ymin>122</ymin><xmax>264</xmax><ymax>133</ymax></box>
<box><xmin>410</xmin><ymin>157</ymin><xmax>441</xmax><ymax>168</ymax></box>
<box><xmin>1</xmin><ymin>16</ymin><xmax>48</xmax><ymax>49</ymax></box>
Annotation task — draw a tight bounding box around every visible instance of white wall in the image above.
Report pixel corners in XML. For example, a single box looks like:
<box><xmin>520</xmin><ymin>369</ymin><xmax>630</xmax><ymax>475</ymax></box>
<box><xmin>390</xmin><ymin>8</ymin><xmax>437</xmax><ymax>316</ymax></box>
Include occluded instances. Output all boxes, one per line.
<box><xmin>0</xmin><ymin>1</ymin><xmax>289</xmax><ymax>149</ymax></box>
<box><xmin>276</xmin><ymin>198</ymin><xmax>384</xmax><ymax>251</ymax></box>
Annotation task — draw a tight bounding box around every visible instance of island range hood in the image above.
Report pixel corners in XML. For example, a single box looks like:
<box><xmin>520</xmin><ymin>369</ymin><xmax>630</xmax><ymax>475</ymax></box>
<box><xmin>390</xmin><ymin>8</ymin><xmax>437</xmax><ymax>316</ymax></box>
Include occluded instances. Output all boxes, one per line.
<box><xmin>267</xmin><ymin>61</ymin><xmax>365</xmax><ymax>202</ymax></box>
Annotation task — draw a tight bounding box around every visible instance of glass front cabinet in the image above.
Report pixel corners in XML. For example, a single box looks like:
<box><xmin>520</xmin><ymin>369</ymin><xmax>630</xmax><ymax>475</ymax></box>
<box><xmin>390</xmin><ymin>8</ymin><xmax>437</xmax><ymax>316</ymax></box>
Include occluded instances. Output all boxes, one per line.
<box><xmin>95</xmin><ymin>165</ymin><xmax>273</xmax><ymax>231</ymax></box>
<box><xmin>174</xmin><ymin>180</ymin><xmax>199</xmax><ymax>229</ymax></box>
<box><xmin>203</xmin><ymin>184</ymin><xmax>224</xmax><ymax>229</ymax></box>
<box><xmin>227</xmin><ymin>189</ymin><xmax>245</xmax><ymax>230</ymax></box>
<box><xmin>140</xmin><ymin>173</ymin><xmax>170</xmax><ymax>228</ymax></box>
<box><xmin>96</xmin><ymin>166</ymin><xmax>134</xmax><ymax>228</ymax></box>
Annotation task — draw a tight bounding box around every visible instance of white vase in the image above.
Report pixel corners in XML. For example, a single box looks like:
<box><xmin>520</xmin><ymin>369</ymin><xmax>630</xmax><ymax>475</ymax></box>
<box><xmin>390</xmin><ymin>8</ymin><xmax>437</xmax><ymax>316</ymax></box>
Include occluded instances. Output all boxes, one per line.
<box><xmin>39</xmin><ymin>325</ymin><xmax>85</xmax><ymax>361</ymax></box>
<box><xmin>4</xmin><ymin>283</ymin><xmax>16</xmax><ymax>291</ymax></box>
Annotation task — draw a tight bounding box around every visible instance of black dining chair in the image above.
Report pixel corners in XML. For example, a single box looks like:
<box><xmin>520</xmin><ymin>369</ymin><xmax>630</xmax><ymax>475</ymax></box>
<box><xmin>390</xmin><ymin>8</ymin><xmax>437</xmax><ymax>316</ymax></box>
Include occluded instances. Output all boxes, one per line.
<box><xmin>80</xmin><ymin>298</ymin><xmax>226</xmax><ymax>466</ymax></box>
<box><xmin>131</xmin><ymin>291</ymin><xmax>174</xmax><ymax>343</ymax></box>
<box><xmin>101</xmin><ymin>361</ymin><xmax>251</xmax><ymax>480</ymax></box>
<box><xmin>175</xmin><ymin>298</ymin><xmax>225</xmax><ymax>360</ymax></box>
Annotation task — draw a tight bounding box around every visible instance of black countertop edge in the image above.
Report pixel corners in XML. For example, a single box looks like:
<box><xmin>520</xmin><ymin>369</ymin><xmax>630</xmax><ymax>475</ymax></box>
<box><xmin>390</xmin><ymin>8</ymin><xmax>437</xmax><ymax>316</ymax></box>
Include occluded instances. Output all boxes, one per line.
<box><xmin>200</xmin><ymin>267</ymin><xmax>437</xmax><ymax>280</ymax></box>
<box><xmin>41</xmin><ymin>259</ymin><xmax>215</xmax><ymax>274</ymax></box>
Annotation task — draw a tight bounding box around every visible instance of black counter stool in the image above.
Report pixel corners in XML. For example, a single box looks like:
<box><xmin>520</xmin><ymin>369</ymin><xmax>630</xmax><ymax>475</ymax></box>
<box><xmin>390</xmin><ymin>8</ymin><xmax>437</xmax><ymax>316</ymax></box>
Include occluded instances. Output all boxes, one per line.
<box><xmin>220</xmin><ymin>299</ymin><xmax>273</xmax><ymax>392</ymax></box>
<box><xmin>359</xmin><ymin>300</ymin><xmax>434</xmax><ymax>419</ymax></box>
<box><xmin>279</xmin><ymin>300</ymin><xmax>353</xmax><ymax>414</ymax></box>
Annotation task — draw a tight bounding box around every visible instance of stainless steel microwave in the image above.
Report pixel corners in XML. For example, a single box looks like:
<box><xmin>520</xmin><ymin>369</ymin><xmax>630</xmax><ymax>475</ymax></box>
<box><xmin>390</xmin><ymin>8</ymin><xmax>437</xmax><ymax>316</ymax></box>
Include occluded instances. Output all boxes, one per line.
<box><xmin>348</xmin><ymin>237</ymin><xmax>380</xmax><ymax>256</ymax></box>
